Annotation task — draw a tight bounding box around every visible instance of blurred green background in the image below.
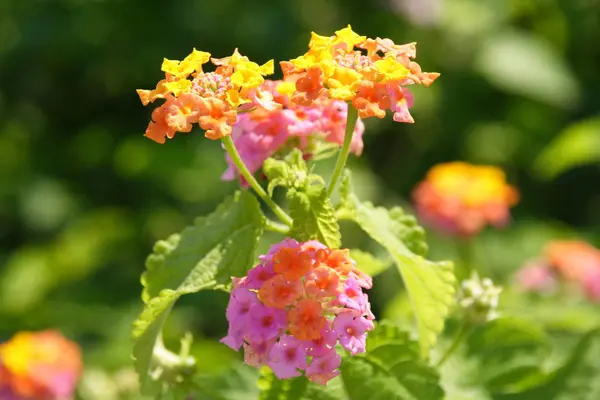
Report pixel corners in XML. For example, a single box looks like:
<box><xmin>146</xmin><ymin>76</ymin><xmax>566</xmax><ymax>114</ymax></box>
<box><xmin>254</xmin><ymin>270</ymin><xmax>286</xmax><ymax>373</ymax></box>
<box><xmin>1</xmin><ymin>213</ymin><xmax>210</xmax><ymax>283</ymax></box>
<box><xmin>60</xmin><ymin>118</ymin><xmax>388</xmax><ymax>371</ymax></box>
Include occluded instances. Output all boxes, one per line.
<box><xmin>1</xmin><ymin>0</ymin><xmax>599</xmax><ymax>398</ymax></box>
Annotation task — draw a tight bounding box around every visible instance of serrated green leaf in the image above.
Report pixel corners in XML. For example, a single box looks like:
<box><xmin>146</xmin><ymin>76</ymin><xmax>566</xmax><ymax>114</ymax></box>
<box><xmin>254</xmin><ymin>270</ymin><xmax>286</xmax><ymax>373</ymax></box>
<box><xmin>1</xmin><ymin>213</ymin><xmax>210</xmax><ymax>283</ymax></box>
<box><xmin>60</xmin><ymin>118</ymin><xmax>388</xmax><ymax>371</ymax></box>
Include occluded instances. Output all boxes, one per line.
<box><xmin>495</xmin><ymin>329</ymin><xmax>600</xmax><ymax>400</ymax></box>
<box><xmin>466</xmin><ymin>317</ymin><xmax>550</xmax><ymax>393</ymax></box>
<box><xmin>349</xmin><ymin>249</ymin><xmax>392</xmax><ymax>277</ymax></box>
<box><xmin>289</xmin><ymin>186</ymin><xmax>341</xmax><ymax>249</ymax></box>
<box><xmin>133</xmin><ymin>191</ymin><xmax>265</xmax><ymax>395</ymax></box>
<box><xmin>341</xmin><ymin>321</ymin><xmax>444</xmax><ymax>400</ymax></box>
<box><xmin>263</xmin><ymin>149</ymin><xmax>311</xmax><ymax>195</ymax></box>
<box><xmin>338</xmin><ymin>171</ymin><xmax>455</xmax><ymax>358</ymax></box>
<box><xmin>142</xmin><ymin>191</ymin><xmax>265</xmax><ymax>299</ymax></box>
<box><xmin>532</xmin><ymin>117</ymin><xmax>600</xmax><ymax>180</ymax></box>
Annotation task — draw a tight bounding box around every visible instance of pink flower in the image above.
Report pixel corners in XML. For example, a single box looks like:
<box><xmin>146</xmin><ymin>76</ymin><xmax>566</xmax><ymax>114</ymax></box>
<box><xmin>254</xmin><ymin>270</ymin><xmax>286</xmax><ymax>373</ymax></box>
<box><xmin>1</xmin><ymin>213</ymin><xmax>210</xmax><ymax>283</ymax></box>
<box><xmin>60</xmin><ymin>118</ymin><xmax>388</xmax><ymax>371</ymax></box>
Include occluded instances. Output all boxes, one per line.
<box><xmin>247</xmin><ymin>303</ymin><xmax>287</xmax><ymax>342</ymax></box>
<box><xmin>583</xmin><ymin>270</ymin><xmax>600</xmax><ymax>302</ymax></box>
<box><xmin>267</xmin><ymin>335</ymin><xmax>309</xmax><ymax>379</ymax></box>
<box><xmin>515</xmin><ymin>262</ymin><xmax>557</xmax><ymax>293</ymax></box>
<box><xmin>338</xmin><ymin>278</ymin><xmax>366</xmax><ymax>311</ymax></box>
<box><xmin>333</xmin><ymin>312</ymin><xmax>374</xmax><ymax>355</ymax></box>
<box><xmin>246</xmin><ymin>263</ymin><xmax>276</xmax><ymax>290</ymax></box>
<box><xmin>306</xmin><ymin>350</ymin><xmax>342</xmax><ymax>385</ymax></box>
<box><xmin>305</xmin><ymin>326</ymin><xmax>338</xmax><ymax>357</ymax></box>
<box><xmin>243</xmin><ymin>339</ymin><xmax>276</xmax><ymax>368</ymax></box>
<box><xmin>222</xmin><ymin>80</ymin><xmax>366</xmax><ymax>185</ymax></box>
<box><xmin>222</xmin><ymin>239</ymin><xmax>375</xmax><ymax>385</ymax></box>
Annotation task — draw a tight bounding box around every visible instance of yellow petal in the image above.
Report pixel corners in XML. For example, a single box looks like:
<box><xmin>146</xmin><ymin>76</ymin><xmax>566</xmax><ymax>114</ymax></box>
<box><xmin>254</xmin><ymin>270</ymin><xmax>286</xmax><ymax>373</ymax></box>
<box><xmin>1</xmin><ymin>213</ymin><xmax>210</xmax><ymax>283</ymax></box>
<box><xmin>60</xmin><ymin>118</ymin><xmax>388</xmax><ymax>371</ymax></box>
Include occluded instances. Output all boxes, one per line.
<box><xmin>374</xmin><ymin>56</ymin><xmax>409</xmax><ymax>81</ymax></box>
<box><xmin>276</xmin><ymin>81</ymin><xmax>296</xmax><ymax>96</ymax></box>
<box><xmin>259</xmin><ymin>59</ymin><xmax>274</xmax><ymax>75</ymax></box>
<box><xmin>334</xmin><ymin>25</ymin><xmax>366</xmax><ymax>50</ymax></box>
<box><xmin>164</xmin><ymin>79</ymin><xmax>192</xmax><ymax>96</ymax></box>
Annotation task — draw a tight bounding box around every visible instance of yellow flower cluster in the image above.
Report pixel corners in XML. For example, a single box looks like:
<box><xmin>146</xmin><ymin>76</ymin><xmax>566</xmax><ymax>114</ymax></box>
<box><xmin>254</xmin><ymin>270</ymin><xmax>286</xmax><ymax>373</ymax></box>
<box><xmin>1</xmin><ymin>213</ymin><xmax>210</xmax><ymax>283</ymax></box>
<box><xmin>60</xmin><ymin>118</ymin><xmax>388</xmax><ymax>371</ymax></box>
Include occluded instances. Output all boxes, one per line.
<box><xmin>413</xmin><ymin>162</ymin><xmax>519</xmax><ymax>236</ymax></box>
<box><xmin>280</xmin><ymin>25</ymin><xmax>439</xmax><ymax>122</ymax></box>
<box><xmin>137</xmin><ymin>49</ymin><xmax>276</xmax><ymax>142</ymax></box>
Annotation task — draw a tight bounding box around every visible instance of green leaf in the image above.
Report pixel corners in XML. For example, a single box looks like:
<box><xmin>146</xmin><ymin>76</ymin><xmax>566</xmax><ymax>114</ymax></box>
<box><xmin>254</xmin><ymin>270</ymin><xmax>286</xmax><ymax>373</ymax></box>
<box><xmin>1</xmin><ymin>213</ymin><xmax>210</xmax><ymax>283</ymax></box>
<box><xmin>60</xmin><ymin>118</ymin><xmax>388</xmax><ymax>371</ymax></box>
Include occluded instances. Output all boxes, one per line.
<box><xmin>475</xmin><ymin>29</ymin><xmax>579</xmax><ymax>108</ymax></box>
<box><xmin>289</xmin><ymin>185</ymin><xmax>341</xmax><ymax>249</ymax></box>
<box><xmin>193</xmin><ymin>363</ymin><xmax>260</xmax><ymax>400</ymax></box>
<box><xmin>263</xmin><ymin>149</ymin><xmax>311</xmax><ymax>196</ymax></box>
<box><xmin>132</xmin><ymin>289</ymin><xmax>180</xmax><ymax>395</ymax></box>
<box><xmin>466</xmin><ymin>317</ymin><xmax>550</xmax><ymax>393</ymax></box>
<box><xmin>341</xmin><ymin>321</ymin><xmax>444</xmax><ymax>400</ymax></box>
<box><xmin>338</xmin><ymin>171</ymin><xmax>455</xmax><ymax>358</ymax></box>
<box><xmin>142</xmin><ymin>191</ymin><xmax>265</xmax><ymax>299</ymax></box>
<box><xmin>495</xmin><ymin>329</ymin><xmax>600</xmax><ymax>400</ymax></box>
<box><xmin>132</xmin><ymin>191</ymin><xmax>265</xmax><ymax>395</ymax></box>
<box><xmin>532</xmin><ymin>117</ymin><xmax>600</xmax><ymax>180</ymax></box>
<box><xmin>349</xmin><ymin>249</ymin><xmax>392</xmax><ymax>277</ymax></box>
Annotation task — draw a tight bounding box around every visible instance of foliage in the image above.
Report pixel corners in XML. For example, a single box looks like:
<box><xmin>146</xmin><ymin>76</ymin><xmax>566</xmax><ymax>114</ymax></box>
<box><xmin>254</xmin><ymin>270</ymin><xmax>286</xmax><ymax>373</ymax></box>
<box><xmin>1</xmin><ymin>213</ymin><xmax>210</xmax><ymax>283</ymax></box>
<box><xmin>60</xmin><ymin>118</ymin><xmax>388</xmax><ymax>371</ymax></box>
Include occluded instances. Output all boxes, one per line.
<box><xmin>1</xmin><ymin>0</ymin><xmax>599</xmax><ymax>399</ymax></box>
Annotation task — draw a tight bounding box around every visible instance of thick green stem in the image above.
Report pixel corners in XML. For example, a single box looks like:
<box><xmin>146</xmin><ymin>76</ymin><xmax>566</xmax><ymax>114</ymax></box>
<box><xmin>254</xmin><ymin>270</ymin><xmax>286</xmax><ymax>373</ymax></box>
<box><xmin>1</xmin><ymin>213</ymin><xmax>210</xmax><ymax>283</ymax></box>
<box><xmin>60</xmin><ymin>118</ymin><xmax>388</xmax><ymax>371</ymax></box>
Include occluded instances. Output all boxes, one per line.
<box><xmin>326</xmin><ymin>103</ymin><xmax>359</xmax><ymax>197</ymax></box>
<box><xmin>265</xmin><ymin>219</ymin><xmax>291</xmax><ymax>235</ymax></box>
<box><xmin>221</xmin><ymin>135</ymin><xmax>293</xmax><ymax>227</ymax></box>
<box><xmin>436</xmin><ymin>322</ymin><xmax>472</xmax><ymax>368</ymax></box>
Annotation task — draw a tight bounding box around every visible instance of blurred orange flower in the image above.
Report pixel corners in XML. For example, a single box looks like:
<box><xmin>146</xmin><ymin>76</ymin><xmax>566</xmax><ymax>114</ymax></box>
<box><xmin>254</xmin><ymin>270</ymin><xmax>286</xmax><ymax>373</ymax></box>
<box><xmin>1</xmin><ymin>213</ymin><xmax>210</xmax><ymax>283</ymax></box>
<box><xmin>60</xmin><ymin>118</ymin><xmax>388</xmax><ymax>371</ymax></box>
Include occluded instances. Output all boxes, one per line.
<box><xmin>0</xmin><ymin>330</ymin><xmax>82</xmax><ymax>400</ymax></box>
<box><xmin>412</xmin><ymin>162</ymin><xmax>519</xmax><ymax>236</ymax></box>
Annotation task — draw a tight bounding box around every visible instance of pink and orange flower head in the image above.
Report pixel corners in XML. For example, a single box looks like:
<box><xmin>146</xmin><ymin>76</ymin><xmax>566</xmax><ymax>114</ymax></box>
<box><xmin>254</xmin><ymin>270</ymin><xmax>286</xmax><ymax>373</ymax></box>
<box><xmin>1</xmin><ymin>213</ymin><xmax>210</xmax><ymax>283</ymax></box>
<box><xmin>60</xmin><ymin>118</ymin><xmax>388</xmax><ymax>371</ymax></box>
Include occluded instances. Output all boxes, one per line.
<box><xmin>280</xmin><ymin>25</ymin><xmax>439</xmax><ymax>123</ymax></box>
<box><xmin>221</xmin><ymin>79</ymin><xmax>365</xmax><ymax>185</ymax></box>
<box><xmin>221</xmin><ymin>239</ymin><xmax>374</xmax><ymax>385</ymax></box>
<box><xmin>0</xmin><ymin>330</ymin><xmax>82</xmax><ymax>400</ymax></box>
<box><xmin>515</xmin><ymin>241</ymin><xmax>600</xmax><ymax>302</ymax></box>
<box><xmin>137</xmin><ymin>48</ymin><xmax>276</xmax><ymax>143</ymax></box>
<box><xmin>412</xmin><ymin>162</ymin><xmax>519</xmax><ymax>237</ymax></box>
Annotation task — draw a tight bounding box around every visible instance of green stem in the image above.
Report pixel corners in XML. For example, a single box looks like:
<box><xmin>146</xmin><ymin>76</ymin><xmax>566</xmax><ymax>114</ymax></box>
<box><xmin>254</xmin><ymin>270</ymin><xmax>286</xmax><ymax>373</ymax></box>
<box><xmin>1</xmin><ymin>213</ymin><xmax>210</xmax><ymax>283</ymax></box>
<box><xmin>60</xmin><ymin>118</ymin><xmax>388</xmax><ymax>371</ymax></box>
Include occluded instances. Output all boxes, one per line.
<box><xmin>436</xmin><ymin>323</ymin><xmax>472</xmax><ymax>368</ymax></box>
<box><xmin>265</xmin><ymin>219</ymin><xmax>291</xmax><ymax>235</ymax></box>
<box><xmin>222</xmin><ymin>136</ymin><xmax>293</xmax><ymax>227</ymax></box>
<box><xmin>326</xmin><ymin>102</ymin><xmax>359</xmax><ymax>197</ymax></box>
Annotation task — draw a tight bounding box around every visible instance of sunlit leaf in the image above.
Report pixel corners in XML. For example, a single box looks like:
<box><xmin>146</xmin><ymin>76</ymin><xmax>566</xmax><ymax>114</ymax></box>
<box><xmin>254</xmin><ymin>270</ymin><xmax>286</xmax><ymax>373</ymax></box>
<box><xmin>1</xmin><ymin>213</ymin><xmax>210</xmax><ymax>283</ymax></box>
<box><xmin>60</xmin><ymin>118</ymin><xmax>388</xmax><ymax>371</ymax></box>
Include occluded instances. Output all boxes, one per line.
<box><xmin>476</xmin><ymin>29</ymin><xmax>579</xmax><ymax>108</ymax></box>
<box><xmin>341</xmin><ymin>321</ymin><xmax>444</xmax><ymax>400</ymax></box>
<box><xmin>289</xmin><ymin>185</ymin><xmax>341</xmax><ymax>249</ymax></box>
<box><xmin>533</xmin><ymin>117</ymin><xmax>600</xmax><ymax>180</ymax></box>
<box><xmin>338</xmin><ymin>172</ymin><xmax>455</xmax><ymax>358</ymax></box>
<box><xmin>349</xmin><ymin>249</ymin><xmax>392</xmax><ymax>277</ymax></box>
<box><xmin>132</xmin><ymin>191</ymin><xmax>264</xmax><ymax>395</ymax></box>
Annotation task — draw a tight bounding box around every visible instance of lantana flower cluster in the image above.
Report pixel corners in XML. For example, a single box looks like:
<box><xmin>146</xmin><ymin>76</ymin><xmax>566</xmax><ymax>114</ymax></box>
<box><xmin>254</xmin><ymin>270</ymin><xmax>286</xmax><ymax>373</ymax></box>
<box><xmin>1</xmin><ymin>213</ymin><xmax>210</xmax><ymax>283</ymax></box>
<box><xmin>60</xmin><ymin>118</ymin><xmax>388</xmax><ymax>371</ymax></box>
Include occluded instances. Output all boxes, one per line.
<box><xmin>516</xmin><ymin>240</ymin><xmax>600</xmax><ymax>301</ymax></box>
<box><xmin>222</xmin><ymin>79</ymin><xmax>365</xmax><ymax>183</ymax></box>
<box><xmin>0</xmin><ymin>330</ymin><xmax>82</xmax><ymax>400</ymax></box>
<box><xmin>221</xmin><ymin>239</ymin><xmax>374</xmax><ymax>385</ymax></box>
<box><xmin>137</xmin><ymin>49</ymin><xmax>276</xmax><ymax>143</ymax></box>
<box><xmin>412</xmin><ymin>162</ymin><xmax>519</xmax><ymax>237</ymax></box>
<box><xmin>280</xmin><ymin>25</ymin><xmax>439</xmax><ymax>123</ymax></box>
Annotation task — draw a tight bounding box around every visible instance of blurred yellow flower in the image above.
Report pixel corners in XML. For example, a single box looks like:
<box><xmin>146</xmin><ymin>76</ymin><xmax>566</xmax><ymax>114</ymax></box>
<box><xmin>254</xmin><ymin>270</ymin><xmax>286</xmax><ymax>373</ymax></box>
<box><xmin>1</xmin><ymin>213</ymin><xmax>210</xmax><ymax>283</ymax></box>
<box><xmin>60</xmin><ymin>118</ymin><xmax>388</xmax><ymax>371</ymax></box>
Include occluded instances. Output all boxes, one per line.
<box><xmin>412</xmin><ymin>162</ymin><xmax>519</xmax><ymax>236</ymax></box>
<box><xmin>0</xmin><ymin>330</ymin><xmax>82</xmax><ymax>400</ymax></box>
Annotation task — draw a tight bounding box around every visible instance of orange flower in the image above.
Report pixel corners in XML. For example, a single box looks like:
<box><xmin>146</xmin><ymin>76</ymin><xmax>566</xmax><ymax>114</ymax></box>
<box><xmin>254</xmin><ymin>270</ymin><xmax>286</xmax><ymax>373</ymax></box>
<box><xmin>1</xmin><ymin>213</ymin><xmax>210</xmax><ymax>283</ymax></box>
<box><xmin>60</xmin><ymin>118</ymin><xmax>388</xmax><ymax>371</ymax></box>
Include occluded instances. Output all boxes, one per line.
<box><xmin>137</xmin><ymin>48</ymin><xmax>276</xmax><ymax>143</ymax></box>
<box><xmin>281</xmin><ymin>25</ymin><xmax>438</xmax><ymax>123</ymax></box>
<box><xmin>288</xmin><ymin>299</ymin><xmax>327</xmax><ymax>341</ymax></box>
<box><xmin>325</xmin><ymin>249</ymin><xmax>353</xmax><ymax>275</ymax></box>
<box><xmin>545</xmin><ymin>241</ymin><xmax>600</xmax><ymax>283</ymax></box>
<box><xmin>305</xmin><ymin>265</ymin><xmax>341</xmax><ymax>298</ymax></box>
<box><xmin>273</xmin><ymin>247</ymin><xmax>313</xmax><ymax>281</ymax></box>
<box><xmin>258</xmin><ymin>275</ymin><xmax>303</xmax><ymax>309</ymax></box>
<box><xmin>0</xmin><ymin>330</ymin><xmax>82</xmax><ymax>400</ymax></box>
<box><xmin>412</xmin><ymin>162</ymin><xmax>519</xmax><ymax>237</ymax></box>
